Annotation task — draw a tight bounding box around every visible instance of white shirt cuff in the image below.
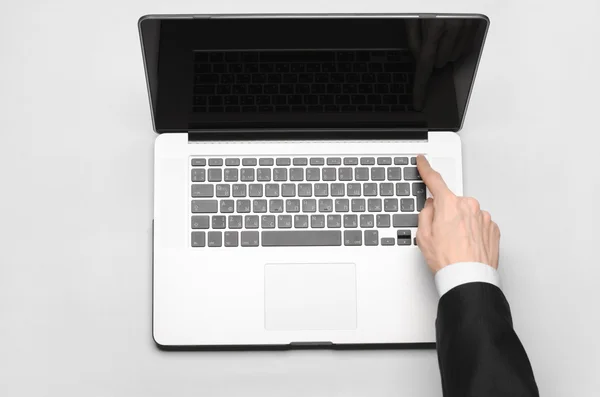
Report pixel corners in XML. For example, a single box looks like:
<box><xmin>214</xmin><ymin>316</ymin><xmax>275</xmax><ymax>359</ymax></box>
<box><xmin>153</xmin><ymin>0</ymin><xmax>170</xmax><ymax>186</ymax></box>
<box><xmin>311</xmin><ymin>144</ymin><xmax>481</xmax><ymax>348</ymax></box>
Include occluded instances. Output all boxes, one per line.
<box><xmin>434</xmin><ymin>262</ymin><xmax>501</xmax><ymax>297</ymax></box>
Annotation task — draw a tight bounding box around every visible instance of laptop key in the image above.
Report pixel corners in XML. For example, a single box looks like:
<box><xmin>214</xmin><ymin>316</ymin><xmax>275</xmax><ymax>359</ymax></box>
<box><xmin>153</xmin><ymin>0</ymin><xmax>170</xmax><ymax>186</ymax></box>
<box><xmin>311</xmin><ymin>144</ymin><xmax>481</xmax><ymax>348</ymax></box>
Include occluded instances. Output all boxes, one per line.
<box><xmin>394</xmin><ymin>157</ymin><xmax>409</xmax><ymax>165</ymax></box>
<box><xmin>360</xmin><ymin>157</ymin><xmax>376</xmax><ymax>165</ymax></box>
<box><xmin>298</xmin><ymin>184</ymin><xmax>312</xmax><ymax>197</ymax></box>
<box><xmin>225</xmin><ymin>158</ymin><xmax>240</xmax><ymax>166</ymax></box>
<box><xmin>393</xmin><ymin>214</ymin><xmax>419</xmax><ymax>227</ymax></box>
<box><xmin>208</xmin><ymin>231</ymin><xmax>222</xmax><ymax>247</ymax></box>
<box><xmin>376</xmin><ymin>214</ymin><xmax>391</xmax><ymax>228</ymax></box>
<box><xmin>220</xmin><ymin>200</ymin><xmax>234</xmax><ymax>213</ymax></box>
<box><xmin>257</xmin><ymin>168</ymin><xmax>271</xmax><ymax>181</ymax></box>
<box><xmin>380</xmin><ymin>183</ymin><xmax>394</xmax><ymax>196</ymax></box>
<box><xmin>387</xmin><ymin>167</ymin><xmax>402</xmax><ymax>181</ymax></box>
<box><xmin>224</xmin><ymin>231</ymin><xmax>239</xmax><ymax>247</ymax></box>
<box><xmin>191</xmin><ymin>231</ymin><xmax>206</xmax><ymax>247</ymax></box>
<box><xmin>351</xmin><ymin>199</ymin><xmax>366</xmax><ymax>212</ymax></box>
<box><xmin>212</xmin><ymin>216</ymin><xmax>226</xmax><ymax>229</ymax></box>
<box><xmin>224</xmin><ymin>169</ymin><xmax>238</xmax><ymax>182</ymax></box>
<box><xmin>262</xmin><ymin>230</ymin><xmax>342</xmax><ymax>246</ymax></box>
<box><xmin>322</xmin><ymin>168</ymin><xmax>336</xmax><ymax>181</ymax></box>
<box><xmin>265</xmin><ymin>184</ymin><xmax>279</xmax><ymax>197</ymax></box>
<box><xmin>381</xmin><ymin>237</ymin><xmax>395</xmax><ymax>246</ymax></box>
<box><xmin>396</xmin><ymin>183</ymin><xmax>410</xmax><ymax>196</ymax></box>
<box><xmin>216</xmin><ymin>184</ymin><xmax>230</xmax><ymax>197</ymax></box>
<box><xmin>319</xmin><ymin>199</ymin><xmax>333</xmax><ymax>212</ymax></box>
<box><xmin>228</xmin><ymin>215</ymin><xmax>243</xmax><ymax>229</ymax></box>
<box><xmin>377</xmin><ymin>157</ymin><xmax>392</xmax><ymax>165</ymax></box>
<box><xmin>331</xmin><ymin>183</ymin><xmax>345</xmax><ymax>197</ymax></box>
<box><xmin>327</xmin><ymin>214</ymin><xmax>342</xmax><ymax>228</ymax></box>
<box><xmin>249</xmin><ymin>184</ymin><xmax>263</xmax><ymax>197</ymax></box>
<box><xmin>208</xmin><ymin>158</ymin><xmax>223</xmax><ymax>166</ymax></box>
<box><xmin>310</xmin><ymin>157</ymin><xmax>325</xmax><ymax>166</ymax></box>
<box><xmin>302</xmin><ymin>199</ymin><xmax>317</xmax><ymax>213</ymax></box>
<box><xmin>339</xmin><ymin>168</ymin><xmax>353</xmax><ymax>181</ymax></box>
<box><xmin>259</xmin><ymin>158</ymin><xmax>274</xmax><ymax>166</ymax></box>
<box><xmin>404</xmin><ymin>167</ymin><xmax>422</xmax><ymax>181</ymax></box>
<box><xmin>269</xmin><ymin>199</ymin><xmax>284</xmax><ymax>213</ymax></box>
<box><xmin>306</xmin><ymin>168</ymin><xmax>320</xmax><ymax>181</ymax></box>
<box><xmin>401</xmin><ymin>198</ymin><xmax>415</xmax><ymax>212</ymax></box>
<box><xmin>286</xmin><ymin>199</ymin><xmax>300</xmax><ymax>213</ymax></box>
<box><xmin>276</xmin><ymin>158</ymin><xmax>291</xmax><ymax>166</ymax></box>
<box><xmin>191</xmin><ymin>158</ymin><xmax>206</xmax><ymax>167</ymax></box>
<box><xmin>278</xmin><ymin>215</ymin><xmax>293</xmax><ymax>228</ymax></box>
<box><xmin>191</xmin><ymin>215</ymin><xmax>210</xmax><ymax>229</ymax></box>
<box><xmin>240</xmin><ymin>168</ymin><xmax>255</xmax><ymax>182</ymax></box>
<box><xmin>335</xmin><ymin>198</ymin><xmax>349</xmax><ymax>212</ymax></box>
<box><xmin>347</xmin><ymin>183</ymin><xmax>361</xmax><ymax>196</ymax></box>
<box><xmin>344</xmin><ymin>230</ymin><xmax>362</xmax><ymax>246</ymax></box>
<box><xmin>237</xmin><ymin>200</ymin><xmax>251</xmax><ymax>213</ymax></box>
<box><xmin>360</xmin><ymin>214</ymin><xmax>375</xmax><ymax>228</ymax></box>
<box><xmin>273</xmin><ymin>168</ymin><xmax>287</xmax><ymax>181</ymax></box>
<box><xmin>289</xmin><ymin>168</ymin><xmax>304</xmax><ymax>181</ymax></box>
<box><xmin>294</xmin><ymin>215</ymin><xmax>309</xmax><ymax>228</ymax></box>
<box><xmin>253</xmin><ymin>200</ymin><xmax>267</xmax><ymax>213</ymax></box>
<box><xmin>293</xmin><ymin>158</ymin><xmax>308</xmax><ymax>166</ymax></box>
<box><xmin>191</xmin><ymin>169</ymin><xmax>206</xmax><ymax>182</ymax></box>
<box><xmin>261</xmin><ymin>215</ymin><xmax>276</xmax><ymax>229</ymax></box>
<box><xmin>242</xmin><ymin>158</ymin><xmax>257</xmax><ymax>166</ymax></box>
<box><xmin>327</xmin><ymin>157</ymin><xmax>342</xmax><ymax>165</ymax></box>
<box><xmin>384</xmin><ymin>198</ymin><xmax>399</xmax><ymax>212</ymax></box>
<box><xmin>411</xmin><ymin>157</ymin><xmax>417</xmax><ymax>165</ymax></box>
<box><xmin>344</xmin><ymin>157</ymin><xmax>359</xmax><ymax>165</ymax></box>
<box><xmin>413</xmin><ymin>182</ymin><xmax>427</xmax><ymax>211</ymax></box>
<box><xmin>192</xmin><ymin>184</ymin><xmax>213</xmax><ymax>198</ymax></box>
<box><xmin>192</xmin><ymin>200</ymin><xmax>218</xmax><ymax>213</ymax></box>
<box><xmin>232</xmin><ymin>184</ymin><xmax>247</xmax><ymax>197</ymax></box>
<box><xmin>311</xmin><ymin>215</ymin><xmax>325</xmax><ymax>228</ymax></box>
<box><xmin>282</xmin><ymin>183</ymin><xmax>296</xmax><ymax>197</ymax></box>
<box><xmin>208</xmin><ymin>169</ymin><xmax>222</xmax><ymax>182</ymax></box>
<box><xmin>355</xmin><ymin>168</ymin><xmax>369</xmax><ymax>181</ymax></box>
<box><xmin>365</xmin><ymin>230</ymin><xmax>379</xmax><ymax>246</ymax></box>
<box><xmin>364</xmin><ymin>183</ymin><xmax>377</xmax><ymax>196</ymax></box>
<box><xmin>245</xmin><ymin>215</ymin><xmax>259</xmax><ymax>229</ymax></box>
<box><xmin>241</xmin><ymin>231</ymin><xmax>260</xmax><ymax>247</ymax></box>
<box><xmin>315</xmin><ymin>183</ymin><xmax>328</xmax><ymax>197</ymax></box>
<box><xmin>368</xmin><ymin>198</ymin><xmax>382</xmax><ymax>212</ymax></box>
<box><xmin>344</xmin><ymin>214</ymin><xmax>358</xmax><ymax>228</ymax></box>
<box><xmin>371</xmin><ymin>167</ymin><xmax>385</xmax><ymax>181</ymax></box>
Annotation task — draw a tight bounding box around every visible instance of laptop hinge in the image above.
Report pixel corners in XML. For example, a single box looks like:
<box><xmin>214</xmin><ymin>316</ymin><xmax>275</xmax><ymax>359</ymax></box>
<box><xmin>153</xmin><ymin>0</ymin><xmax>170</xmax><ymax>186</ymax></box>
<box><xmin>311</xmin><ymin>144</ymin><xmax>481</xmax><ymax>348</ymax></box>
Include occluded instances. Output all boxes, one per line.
<box><xmin>187</xmin><ymin>128</ymin><xmax>428</xmax><ymax>142</ymax></box>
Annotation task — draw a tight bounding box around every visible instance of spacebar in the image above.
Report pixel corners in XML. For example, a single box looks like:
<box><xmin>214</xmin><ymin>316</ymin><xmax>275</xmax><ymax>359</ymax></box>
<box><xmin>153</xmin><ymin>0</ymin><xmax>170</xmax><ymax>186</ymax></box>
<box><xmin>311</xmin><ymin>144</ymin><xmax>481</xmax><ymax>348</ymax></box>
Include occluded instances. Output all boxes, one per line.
<box><xmin>261</xmin><ymin>231</ymin><xmax>342</xmax><ymax>246</ymax></box>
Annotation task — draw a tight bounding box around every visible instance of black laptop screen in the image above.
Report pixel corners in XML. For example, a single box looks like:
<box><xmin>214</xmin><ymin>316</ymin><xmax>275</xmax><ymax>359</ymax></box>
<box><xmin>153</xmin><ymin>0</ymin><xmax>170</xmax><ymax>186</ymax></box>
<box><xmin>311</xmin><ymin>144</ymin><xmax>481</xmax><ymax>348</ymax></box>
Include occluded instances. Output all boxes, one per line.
<box><xmin>140</xmin><ymin>15</ymin><xmax>489</xmax><ymax>134</ymax></box>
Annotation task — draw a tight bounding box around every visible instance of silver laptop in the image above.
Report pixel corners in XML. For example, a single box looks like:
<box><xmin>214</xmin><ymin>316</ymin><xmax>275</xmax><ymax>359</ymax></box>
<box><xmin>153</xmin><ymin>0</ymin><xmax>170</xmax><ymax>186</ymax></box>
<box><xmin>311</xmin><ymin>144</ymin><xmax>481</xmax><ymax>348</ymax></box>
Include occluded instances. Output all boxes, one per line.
<box><xmin>139</xmin><ymin>13</ymin><xmax>489</xmax><ymax>349</ymax></box>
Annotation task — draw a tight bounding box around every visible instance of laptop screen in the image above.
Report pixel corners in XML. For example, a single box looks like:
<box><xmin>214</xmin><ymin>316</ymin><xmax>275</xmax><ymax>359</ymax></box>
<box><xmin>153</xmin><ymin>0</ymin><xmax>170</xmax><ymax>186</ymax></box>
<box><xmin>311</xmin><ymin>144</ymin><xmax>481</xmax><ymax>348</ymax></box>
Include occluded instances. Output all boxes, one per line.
<box><xmin>140</xmin><ymin>15</ymin><xmax>489</xmax><ymax>135</ymax></box>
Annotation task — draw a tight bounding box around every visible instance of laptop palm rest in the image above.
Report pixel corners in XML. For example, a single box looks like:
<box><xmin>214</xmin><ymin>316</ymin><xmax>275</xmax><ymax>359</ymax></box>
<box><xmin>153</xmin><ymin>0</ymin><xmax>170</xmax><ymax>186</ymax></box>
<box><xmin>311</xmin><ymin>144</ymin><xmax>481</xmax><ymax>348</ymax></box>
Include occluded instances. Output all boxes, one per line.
<box><xmin>264</xmin><ymin>263</ymin><xmax>357</xmax><ymax>331</ymax></box>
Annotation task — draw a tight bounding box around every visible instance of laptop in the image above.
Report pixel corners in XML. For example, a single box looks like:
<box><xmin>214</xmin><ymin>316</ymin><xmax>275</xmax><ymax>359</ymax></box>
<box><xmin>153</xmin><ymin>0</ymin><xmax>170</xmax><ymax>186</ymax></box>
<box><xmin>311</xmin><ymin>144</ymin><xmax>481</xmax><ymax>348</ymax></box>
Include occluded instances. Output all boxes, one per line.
<box><xmin>139</xmin><ymin>13</ymin><xmax>489</xmax><ymax>349</ymax></box>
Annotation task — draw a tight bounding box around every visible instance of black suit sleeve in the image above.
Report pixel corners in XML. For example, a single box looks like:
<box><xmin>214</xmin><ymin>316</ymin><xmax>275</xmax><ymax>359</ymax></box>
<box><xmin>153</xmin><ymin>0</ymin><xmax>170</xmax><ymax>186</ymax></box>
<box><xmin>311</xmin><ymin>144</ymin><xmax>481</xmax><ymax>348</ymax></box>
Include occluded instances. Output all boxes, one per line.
<box><xmin>436</xmin><ymin>282</ymin><xmax>539</xmax><ymax>397</ymax></box>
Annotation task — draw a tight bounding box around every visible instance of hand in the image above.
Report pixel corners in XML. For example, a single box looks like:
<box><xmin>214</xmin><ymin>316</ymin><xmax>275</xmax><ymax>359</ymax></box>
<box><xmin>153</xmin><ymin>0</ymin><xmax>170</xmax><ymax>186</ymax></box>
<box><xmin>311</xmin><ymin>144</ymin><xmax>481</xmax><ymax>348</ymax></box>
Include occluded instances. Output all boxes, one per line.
<box><xmin>405</xmin><ymin>19</ymin><xmax>476</xmax><ymax>110</ymax></box>
<box><xmin>415</xmin><ymin>155</ymin><xmax>500</xmax><ymax>273</ymax></box>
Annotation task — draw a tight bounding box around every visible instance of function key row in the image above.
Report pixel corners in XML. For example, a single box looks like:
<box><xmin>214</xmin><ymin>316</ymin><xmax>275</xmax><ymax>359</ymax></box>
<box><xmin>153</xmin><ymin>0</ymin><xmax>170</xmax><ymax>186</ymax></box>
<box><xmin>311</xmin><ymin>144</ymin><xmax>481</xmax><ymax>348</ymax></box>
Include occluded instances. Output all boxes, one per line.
<box><xmin>192</xmin><ymin>157</ymin><xmax>416</xmax><ymax>167</ymax></box>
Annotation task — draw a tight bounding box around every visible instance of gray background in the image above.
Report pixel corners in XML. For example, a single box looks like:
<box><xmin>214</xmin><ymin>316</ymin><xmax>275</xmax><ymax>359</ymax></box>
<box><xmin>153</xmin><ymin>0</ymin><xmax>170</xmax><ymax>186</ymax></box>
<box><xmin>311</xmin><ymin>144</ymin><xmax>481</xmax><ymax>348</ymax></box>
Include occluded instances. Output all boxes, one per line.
<box><xmin>1</xmin><ymin>0</ymin><xmax>599</xmax><ymax>396</ymax></box>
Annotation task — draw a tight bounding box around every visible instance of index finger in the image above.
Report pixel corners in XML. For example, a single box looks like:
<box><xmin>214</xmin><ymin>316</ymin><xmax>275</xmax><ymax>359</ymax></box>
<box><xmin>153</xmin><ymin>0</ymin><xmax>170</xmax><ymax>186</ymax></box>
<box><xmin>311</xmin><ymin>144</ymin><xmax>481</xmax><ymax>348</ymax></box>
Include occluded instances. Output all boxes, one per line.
<box><xmin>416</xmin><ymin>155</ymin><xmax>453</xmax><ymax>198</ymax></box>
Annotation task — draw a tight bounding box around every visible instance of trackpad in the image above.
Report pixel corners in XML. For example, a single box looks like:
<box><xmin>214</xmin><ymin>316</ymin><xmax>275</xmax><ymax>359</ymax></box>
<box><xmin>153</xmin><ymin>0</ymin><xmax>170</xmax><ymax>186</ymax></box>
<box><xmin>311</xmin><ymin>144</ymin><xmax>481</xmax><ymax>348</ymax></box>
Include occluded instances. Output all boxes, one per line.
<box><xmin>264</xmin><ymin>263</ymin><xmax>357</xmax><ymax>330</ymax></box>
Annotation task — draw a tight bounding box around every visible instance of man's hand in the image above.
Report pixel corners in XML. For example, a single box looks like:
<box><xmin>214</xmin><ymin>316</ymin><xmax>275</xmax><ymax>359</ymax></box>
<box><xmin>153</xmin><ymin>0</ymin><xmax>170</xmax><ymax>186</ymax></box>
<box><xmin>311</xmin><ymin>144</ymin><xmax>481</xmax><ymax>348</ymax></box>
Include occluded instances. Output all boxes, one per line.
<box><xmin>416</xmin><ymin>155</ymin><xmax>500</xmax><ymax>273</ymax></box>
<box><xmin>405</xmin><ymin>20</ymin><xmax>475</xmax><ymax>110</ymax></box>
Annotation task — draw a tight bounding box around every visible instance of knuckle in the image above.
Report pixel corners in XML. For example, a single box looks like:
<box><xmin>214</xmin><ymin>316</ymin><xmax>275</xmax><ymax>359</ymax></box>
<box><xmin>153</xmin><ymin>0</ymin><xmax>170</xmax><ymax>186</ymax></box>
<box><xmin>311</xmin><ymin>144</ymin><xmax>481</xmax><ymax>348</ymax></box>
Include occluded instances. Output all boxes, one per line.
<box><xmin>481</xmin><ymin>210</ymin><xmax>492</xmax><ymax>223</ymax></box>
<box><xmin>463</xmin><ymin>197</ymin><xmax>480</xmax><ymax>212</ymax></box>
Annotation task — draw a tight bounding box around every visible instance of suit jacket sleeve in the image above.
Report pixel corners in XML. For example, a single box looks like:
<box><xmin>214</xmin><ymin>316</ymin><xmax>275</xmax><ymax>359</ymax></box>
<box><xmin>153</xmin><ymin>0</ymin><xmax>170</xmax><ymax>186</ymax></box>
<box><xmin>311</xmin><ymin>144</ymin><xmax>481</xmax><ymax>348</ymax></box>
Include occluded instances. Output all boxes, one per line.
<box><xmin>436</xmin><ymin>282</ymin><xmax>540</xmax><ymax>397</ymax></box>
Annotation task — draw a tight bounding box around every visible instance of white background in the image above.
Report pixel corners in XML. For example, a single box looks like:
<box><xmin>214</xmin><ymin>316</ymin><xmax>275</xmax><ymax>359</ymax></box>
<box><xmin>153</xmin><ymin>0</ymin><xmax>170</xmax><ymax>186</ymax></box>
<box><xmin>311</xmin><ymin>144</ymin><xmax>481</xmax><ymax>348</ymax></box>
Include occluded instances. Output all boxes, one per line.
<box><xmin>1</xmin><ymin>0</ymin><xmax>599</xmax><ymax>396</ymax></box>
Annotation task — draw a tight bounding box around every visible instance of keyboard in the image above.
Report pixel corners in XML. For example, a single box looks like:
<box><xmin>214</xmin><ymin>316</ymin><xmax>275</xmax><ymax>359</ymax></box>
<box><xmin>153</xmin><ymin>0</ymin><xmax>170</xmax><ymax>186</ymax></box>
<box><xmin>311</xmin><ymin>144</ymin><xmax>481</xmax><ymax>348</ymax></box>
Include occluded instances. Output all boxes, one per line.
<box><xmin>190</xmin><ymin>156</ymin><xmax>424</xmax><ymax>248</ymax></box>
<box><xmin>193</xmin><ymin>49</ymin><xmax>415</xmax><ymax>113</ymax></box>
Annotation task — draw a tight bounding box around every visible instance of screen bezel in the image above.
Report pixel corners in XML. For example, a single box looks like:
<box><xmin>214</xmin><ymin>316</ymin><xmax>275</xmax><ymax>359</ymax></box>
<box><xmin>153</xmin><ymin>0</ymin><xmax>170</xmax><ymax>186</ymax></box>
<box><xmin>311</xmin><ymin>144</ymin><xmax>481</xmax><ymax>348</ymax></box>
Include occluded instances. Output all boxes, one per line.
<box><xmin>138</xmin><ymin>13</ymin><xmax>490</xmax><ymax>135</ymax></box>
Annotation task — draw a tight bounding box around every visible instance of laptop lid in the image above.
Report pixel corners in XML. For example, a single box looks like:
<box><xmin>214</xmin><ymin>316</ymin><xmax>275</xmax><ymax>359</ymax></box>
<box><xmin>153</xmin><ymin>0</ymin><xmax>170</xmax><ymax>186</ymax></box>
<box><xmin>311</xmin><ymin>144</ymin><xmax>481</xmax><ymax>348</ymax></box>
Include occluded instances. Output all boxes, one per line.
<box><xmin>139</xmin><ymin>14</ymin><xmax>489</xmax><ymax>136</ymax></box>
